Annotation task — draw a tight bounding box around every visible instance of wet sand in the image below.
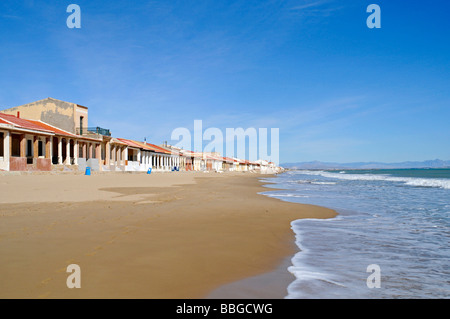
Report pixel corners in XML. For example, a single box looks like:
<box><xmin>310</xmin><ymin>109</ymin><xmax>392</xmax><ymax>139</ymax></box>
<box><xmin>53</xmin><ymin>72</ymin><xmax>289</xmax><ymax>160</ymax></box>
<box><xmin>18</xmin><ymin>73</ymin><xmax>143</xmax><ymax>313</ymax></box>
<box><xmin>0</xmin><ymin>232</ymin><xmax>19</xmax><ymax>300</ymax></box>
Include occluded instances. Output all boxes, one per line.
<box><xmin>0</xmin><ymin>171</ymin><xmax>336</xmax><ymax>298</ymax></box>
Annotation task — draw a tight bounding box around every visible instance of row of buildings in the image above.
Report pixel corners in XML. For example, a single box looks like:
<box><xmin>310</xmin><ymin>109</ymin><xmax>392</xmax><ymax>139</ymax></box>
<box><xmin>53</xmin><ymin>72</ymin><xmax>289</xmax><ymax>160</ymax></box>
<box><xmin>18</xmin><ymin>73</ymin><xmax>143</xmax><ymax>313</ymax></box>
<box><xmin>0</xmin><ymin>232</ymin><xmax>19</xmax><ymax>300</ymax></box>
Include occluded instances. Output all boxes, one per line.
<box><xmin>0</xmin><ymin>98</ymin><xmax>281</xmax><ymax>174</ymax></box>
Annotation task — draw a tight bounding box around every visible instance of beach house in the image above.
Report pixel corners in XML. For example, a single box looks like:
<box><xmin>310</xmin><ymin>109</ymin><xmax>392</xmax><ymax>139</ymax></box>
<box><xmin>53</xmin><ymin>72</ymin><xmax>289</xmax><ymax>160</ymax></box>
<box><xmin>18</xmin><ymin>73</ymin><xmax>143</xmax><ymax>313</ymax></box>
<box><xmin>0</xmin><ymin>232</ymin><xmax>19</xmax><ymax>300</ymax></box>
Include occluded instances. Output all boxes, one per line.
<box><xmin>1</xmin><ymin>98</ymin><xmax>123</xmax><ymax>172</ymax></box>
<box><xmin>0</xmin><ymin>112</ymin><xmax>54</xmax><ymax>171</ymax></box>
<box><xmin>0</xmin><ymin>112</ymin><xmax>106</xmax><ymax>172</ymax></box>
<box><xmin>1</xmin><ymin>97</ymin><xmax>276</xmax><ymax>173</ymax></box>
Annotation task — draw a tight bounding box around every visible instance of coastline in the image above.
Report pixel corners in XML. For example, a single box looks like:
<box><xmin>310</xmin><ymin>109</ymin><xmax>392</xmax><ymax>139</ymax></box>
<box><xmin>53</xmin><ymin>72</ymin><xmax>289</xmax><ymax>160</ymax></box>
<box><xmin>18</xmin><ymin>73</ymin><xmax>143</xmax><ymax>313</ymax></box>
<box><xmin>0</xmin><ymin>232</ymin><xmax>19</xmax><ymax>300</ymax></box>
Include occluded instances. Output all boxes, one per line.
<box><xmin>0</xmin><ymin>171</ymin><xmax>336</xmax><ymax>298</ymax></box>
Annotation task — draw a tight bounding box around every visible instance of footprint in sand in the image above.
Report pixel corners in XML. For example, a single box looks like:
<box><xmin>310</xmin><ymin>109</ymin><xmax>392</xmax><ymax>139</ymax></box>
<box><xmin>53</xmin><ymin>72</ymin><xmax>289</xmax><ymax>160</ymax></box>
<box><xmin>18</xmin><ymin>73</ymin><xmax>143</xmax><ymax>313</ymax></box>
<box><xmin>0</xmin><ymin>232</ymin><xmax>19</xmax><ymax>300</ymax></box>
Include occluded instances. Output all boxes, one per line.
<box><xmin>38</xmin><ymin>277</ymin><xmax>52</xmax><ymax>287</ymax></box>
<box><xmin>38</xmin><ymin>292</ymin><xmax>51</xmax><ymax>299</ymax></box>
<box><xmin>56</xmin><ymin>266</ymin><xmax>67</xmax><ymax>274</ymax></box>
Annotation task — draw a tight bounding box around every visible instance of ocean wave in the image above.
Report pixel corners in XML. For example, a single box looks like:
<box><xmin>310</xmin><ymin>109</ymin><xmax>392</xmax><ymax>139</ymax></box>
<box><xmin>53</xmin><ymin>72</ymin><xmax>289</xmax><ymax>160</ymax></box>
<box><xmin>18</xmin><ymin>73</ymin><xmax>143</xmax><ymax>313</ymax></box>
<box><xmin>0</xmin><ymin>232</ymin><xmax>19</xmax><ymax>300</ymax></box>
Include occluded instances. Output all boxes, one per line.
<box><xmin>266</xmin><ymin>193</ymin><xmax>310</xmax><ymax>198</ymax></box>
<box><xmin>312</xmin><ymin>181</ymin><xmax>337</xmax><ymax>185</ymax></box>
<box><xmin>296</xmin><ymin>180</ymin><xmax>336</xmax><ymax>185</ymax></box>
<box><xmin>295</xmin><ymin>170</ymin><xmax>450</xmax><ymax>189</ymax></box>
<box><xmin>287</xmin><ymin>266</ymin><xmax>346</xmax><ymax>287</ymax></box>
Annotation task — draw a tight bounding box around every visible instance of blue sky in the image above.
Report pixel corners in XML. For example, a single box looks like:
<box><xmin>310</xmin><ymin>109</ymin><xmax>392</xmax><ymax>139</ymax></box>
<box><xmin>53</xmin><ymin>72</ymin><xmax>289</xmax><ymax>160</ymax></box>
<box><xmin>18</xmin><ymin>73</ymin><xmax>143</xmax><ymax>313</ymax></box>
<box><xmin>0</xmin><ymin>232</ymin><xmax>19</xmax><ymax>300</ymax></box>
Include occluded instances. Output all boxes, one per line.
<box><xmin>0</xmin><ymin>0</ymin><xmax>449</xmax><ymax>163</ymax></box>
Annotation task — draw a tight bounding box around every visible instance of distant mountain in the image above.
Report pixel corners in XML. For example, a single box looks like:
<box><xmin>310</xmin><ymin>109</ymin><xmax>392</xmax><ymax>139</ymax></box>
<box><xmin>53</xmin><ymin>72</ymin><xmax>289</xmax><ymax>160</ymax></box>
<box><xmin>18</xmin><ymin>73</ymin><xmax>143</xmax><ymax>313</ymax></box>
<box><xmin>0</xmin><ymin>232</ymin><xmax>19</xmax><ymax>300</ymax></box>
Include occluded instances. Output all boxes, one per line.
<box><xmin>281</xmin><ymin>159</ymin><xmax>450</xmax><ymax>170</ymax></box>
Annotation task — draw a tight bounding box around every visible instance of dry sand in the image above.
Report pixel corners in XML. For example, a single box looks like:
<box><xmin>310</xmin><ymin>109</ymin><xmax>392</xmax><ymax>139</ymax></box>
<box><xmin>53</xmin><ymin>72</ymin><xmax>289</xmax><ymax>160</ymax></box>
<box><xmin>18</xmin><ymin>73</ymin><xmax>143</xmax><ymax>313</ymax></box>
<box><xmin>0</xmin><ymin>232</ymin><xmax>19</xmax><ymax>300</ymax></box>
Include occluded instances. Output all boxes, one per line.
<box><xmin>0</xmin><ymin>171</ymin><xmax>336</xmax><ymax>299</ymax></box>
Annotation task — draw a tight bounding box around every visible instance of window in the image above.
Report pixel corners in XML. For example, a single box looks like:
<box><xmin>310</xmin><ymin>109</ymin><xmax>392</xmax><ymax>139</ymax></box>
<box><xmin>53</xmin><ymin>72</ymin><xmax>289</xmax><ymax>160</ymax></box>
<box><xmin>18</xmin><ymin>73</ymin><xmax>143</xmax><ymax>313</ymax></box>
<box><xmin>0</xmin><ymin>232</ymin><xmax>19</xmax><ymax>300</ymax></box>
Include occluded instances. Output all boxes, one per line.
<box><xmin>26</xmin><ymin>139</ymin><xmax>33</xmax><ymax>164</ymax></box>
<box><xmin>11</xmin><ymin>134</ymin><xmax>20</xmax><ymax>157</ymax></box>
<box><xmin>26</xmin><ymin>140</ymin><xmax>32</xmax><ymax>157</ymax></box>
<box><xmin>38</xmin><ymin>140</ymin><xmax>44</xmax><ymax>157</ymax></box>
<box><xmin>80</xmin><ymin>116</ymin><xmax>84</xmax><ymax>135</ymax></box>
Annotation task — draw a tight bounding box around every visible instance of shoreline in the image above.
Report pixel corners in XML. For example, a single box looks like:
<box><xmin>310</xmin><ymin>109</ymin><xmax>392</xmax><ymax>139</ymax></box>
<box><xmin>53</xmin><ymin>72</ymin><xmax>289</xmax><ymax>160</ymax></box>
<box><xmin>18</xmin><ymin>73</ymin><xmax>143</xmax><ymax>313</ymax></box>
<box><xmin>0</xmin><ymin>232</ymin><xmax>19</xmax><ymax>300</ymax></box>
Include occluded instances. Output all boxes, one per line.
<box><xmin>0</xmin><ymin>171</ymin><xmax>337</xmax><ymax>298</ymax></box>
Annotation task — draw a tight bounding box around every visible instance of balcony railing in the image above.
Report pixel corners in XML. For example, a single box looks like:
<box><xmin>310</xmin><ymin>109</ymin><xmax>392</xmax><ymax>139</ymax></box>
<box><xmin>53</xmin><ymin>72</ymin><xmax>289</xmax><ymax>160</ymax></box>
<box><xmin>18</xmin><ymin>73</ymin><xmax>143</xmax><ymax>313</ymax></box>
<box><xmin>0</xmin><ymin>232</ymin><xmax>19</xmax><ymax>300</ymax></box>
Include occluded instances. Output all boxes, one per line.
<box><xmin>76</xmin><ymin>127</ymin><xmax>111</xmax><ymax>137</ymax></box>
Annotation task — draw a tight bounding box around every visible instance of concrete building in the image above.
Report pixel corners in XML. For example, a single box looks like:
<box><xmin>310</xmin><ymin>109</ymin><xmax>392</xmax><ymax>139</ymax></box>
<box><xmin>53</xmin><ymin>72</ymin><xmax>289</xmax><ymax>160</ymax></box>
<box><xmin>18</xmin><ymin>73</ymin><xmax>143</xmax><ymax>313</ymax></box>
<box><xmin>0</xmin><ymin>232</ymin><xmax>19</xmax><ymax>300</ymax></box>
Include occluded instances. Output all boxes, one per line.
<box><xmin>1</xmin><ymin>97</ymin><xmax>89</xmax><ymax>136</ymax></box>
<box><xmin>118</xmin><ymin>138</ymin><xmax>179</xmax><ymax>172</ymax></box>
<box><xmin>1</xmin><ymin>97</ymin><xmax>272</xmax><ymax>173</ymax></box>
<box><xmin>1</xmin><ymin>98</ymin><xmax>112</xmax><ymax>172</ymax></box>
<box><xmin>0</xmin><ymin>112</ymin><xmax>102</xmax><ymax>172</ymax></box>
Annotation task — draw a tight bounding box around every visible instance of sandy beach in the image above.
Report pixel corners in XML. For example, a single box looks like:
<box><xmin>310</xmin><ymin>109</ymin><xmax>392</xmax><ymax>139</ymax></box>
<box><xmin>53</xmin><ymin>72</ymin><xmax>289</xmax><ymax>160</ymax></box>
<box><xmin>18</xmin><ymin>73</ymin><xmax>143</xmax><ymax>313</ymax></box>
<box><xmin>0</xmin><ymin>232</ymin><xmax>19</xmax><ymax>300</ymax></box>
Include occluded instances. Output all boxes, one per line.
<box><xmin>0</xmin><ymin>171</ymin><xmax>336</xmax><ymax>299</ymax></box>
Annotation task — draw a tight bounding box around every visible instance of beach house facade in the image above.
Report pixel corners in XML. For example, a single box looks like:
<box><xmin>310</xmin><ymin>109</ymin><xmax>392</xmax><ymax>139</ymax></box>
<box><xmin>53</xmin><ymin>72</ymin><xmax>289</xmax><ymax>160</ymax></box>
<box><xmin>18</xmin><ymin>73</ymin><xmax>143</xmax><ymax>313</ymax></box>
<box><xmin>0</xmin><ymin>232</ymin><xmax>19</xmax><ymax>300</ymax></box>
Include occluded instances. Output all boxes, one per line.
<box><xmin>0</xmin><ymin>112</ymin><xmax>105</xmax><ymax>172</ymax></box>
<box><xmin>1</xmin><ymin>97</ymin><xmax>278</xmax><ymax>173</ymax></box>
<box><xmin>0</xmin><ymin>98</ymin><xmax>121</xmax><ymax>172</ymax></box>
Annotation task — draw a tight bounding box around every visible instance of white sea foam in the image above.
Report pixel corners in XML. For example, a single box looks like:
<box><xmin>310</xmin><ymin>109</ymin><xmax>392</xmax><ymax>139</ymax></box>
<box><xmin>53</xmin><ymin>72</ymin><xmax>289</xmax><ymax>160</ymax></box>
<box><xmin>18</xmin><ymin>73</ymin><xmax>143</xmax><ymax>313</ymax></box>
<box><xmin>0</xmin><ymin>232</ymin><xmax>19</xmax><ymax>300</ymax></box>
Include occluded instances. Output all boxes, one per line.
<box><xmin>296</xmin><ymin>180</ymin><xmax>336</xmax><ymax>185</ymax></box>
<box><xmin>266</xmin><ymin>193</ymin><xmax>310</xmax><ymax>198</ymax></box>
<box><xmin>311</xmin><ymin>181</ymin><xmax>337</xmax><ymax>185</ymax></box>
<box><xmin>271</xmin><ymin>170</ymin><xmax>450</xmax><ymax>298</ymax></box>
<box><xmin>296</xmin><ymin>170</ymin><xmax>450</xmax><ymax>189</ymax></box>
<box><xmin>287</xmin><ymin>266</ymin><xmax>346</xmax><ymax>287</ymax></box>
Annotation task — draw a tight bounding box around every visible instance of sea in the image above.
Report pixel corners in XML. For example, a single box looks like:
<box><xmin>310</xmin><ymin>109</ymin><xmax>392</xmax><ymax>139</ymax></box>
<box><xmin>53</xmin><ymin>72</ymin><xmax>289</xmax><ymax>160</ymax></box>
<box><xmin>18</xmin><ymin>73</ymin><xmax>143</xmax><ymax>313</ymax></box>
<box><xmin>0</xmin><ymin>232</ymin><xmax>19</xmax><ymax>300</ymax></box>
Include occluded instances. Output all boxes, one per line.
<box><xmin>260</xmin><ymin>168</ymin><xmax>450</xmax><ymax>299</ymax></box>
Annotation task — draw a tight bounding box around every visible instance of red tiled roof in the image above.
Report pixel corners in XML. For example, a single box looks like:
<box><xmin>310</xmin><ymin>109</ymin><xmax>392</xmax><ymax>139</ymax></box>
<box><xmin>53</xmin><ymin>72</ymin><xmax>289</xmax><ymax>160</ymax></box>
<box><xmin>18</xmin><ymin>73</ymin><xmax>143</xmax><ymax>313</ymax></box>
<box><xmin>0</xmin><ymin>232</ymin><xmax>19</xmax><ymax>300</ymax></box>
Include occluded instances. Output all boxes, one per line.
<box><xmin>234</xmin><ymin>158</ymin><xmax>246</xmax><ymax>164</ymax></box>
<box><xmin>26</xmin><ymin>120</ymin><xmax>78</xmax><ymax>137</ymax></box>
<box><xmin>0</xmin><ymin>113</ymin><xmax>54</xmax><ymax>133</ymax></box>
<box><xmin>110</xmin><ymin>138</ymin><xmax>128</xmax><ymax>146</ymax></box>
<box><xmin>183</xmin><ymin>151</ymin><xmax>204</xmax><ymax>158</ymax></box>
<box><xmin>205</xmin><ymin>154</ymin><xmax>224</xmax><ymax>161</ymax></box>
<box><xmin>117</xmin><ymin>138</ymin><xmax>171</xmax><ymax>154</ymax></box>
<box><xmin>141</xmin><ymin>142</ymin><xmax>172</xmax><ymax>154</ymax></box>
<box><xmin>0</xmin><ymin>114</ymin><xmax>102</xmax><ymax>142</ymax></box>
<box><xmin>23</xmin><ymin>119</ymin><xmax>101</xmax><ymax>142</ymax></box>
<box><xmin>223</xmin><ymin>157</ymin><xmax>236</xmax><ymax>163</ymax></box>
<box><xmin>117</xmin><ymin>138</ymin><xmax>143</xmax><ymax>149</ymax></box>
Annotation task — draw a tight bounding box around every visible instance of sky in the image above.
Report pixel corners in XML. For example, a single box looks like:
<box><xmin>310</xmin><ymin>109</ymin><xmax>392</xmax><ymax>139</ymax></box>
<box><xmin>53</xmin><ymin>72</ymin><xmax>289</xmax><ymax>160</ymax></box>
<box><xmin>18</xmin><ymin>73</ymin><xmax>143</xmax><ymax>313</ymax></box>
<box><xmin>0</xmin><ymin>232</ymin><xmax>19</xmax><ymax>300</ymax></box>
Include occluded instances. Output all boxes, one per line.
<box><xmin>0</xmin><ymin>0</ymin><xmax>449</xmax><ymax>164</ymax></box>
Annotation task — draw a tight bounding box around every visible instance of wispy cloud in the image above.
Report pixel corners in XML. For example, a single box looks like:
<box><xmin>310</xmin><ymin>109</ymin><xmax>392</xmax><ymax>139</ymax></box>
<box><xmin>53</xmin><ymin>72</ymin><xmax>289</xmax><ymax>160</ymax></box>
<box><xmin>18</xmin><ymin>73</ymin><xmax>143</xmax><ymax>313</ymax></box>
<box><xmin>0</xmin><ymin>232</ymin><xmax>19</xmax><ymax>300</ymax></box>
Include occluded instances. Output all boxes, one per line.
<box><xmin>289</xmin><ymin>0</ymin><xmax>342</xmax><ymax>17</ymax></box>
<box><xmin>290</xmin><ymin>0</ymin><xmax>329</xmax><ymax>11</ymax></box>
<box><xmin>0</xmin><ymin>14</ymin><xmax>22</xmax><ymax>20</ymax></box>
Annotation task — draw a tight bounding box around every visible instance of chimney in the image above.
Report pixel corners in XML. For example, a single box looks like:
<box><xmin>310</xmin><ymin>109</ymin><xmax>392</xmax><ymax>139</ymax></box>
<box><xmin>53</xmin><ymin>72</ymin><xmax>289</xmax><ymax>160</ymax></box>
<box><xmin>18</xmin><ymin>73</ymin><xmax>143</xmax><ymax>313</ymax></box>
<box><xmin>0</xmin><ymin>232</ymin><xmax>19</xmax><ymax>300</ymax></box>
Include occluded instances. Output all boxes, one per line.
<box><xmin>17</xmin><ymin>111</ymin><xmax>20</xmax><ymax>118</ymax></box>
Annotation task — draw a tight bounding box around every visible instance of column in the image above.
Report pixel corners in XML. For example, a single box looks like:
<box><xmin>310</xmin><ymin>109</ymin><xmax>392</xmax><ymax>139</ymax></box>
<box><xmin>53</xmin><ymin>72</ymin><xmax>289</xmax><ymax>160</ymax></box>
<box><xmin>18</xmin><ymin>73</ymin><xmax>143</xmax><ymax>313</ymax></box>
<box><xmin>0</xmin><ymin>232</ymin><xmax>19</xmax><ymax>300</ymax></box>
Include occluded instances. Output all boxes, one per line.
<box><xmin>74</xmin><ymin>140</ymin><xmax>78</xmax><ymax>165</ymax></box>
<box><xmin>105</xmin><ymin>141</ymin><xmax>110</xmax><ymax>165</ymax></box>
<box><xmin>19</xmin><ymin>134</ymin><xmax>25</xmax><ymax>159</ymax></box>
<box><xmin>88</xmin><ymin>143</ymin><xmax>92</xmax><ymax>160</ymax></box>
<box><xmin>57</xmin><ymin>137</ymin><xmax>63</xmax><ymax>164</ymax></box>
<box><xmin>45</xmin><ymin>137</ymin><xmax>50</xmax><ymax>159</ymax></box>
<box><xmin>4</xmin><ymin>131</ymin><xmax>10</xmax><ymax>162</ymax></box>
<box><xmin>96</xmin><ymin>144</ymin><xmax>101</xmax><ymax>161</ymax></box>
<box><xmin>149</xmin><ymin>154</ymin><xmax>153</xmax><ymax>168</ymax></box>
<box><xmin>111</xmin><ymin>144</ymin><xmax>116</xmax><ymax>164</ymax></box>
<box><xmin>33</xmin><ymin>136</ymin><xmax>38</xmax><ymax>160</ymax></box>
<box><xmin>137</xmin><ymin>149</ymin><xmax>141</xmax><ymax>164</ymax></box>
<box><xmin>82</xmin><ymin>142</ymin><xmax>87</xmax><ymax>160</ymax></box>
<box><xmin>123</xmin><ymin>147</ymin><xmax>127</xmax><ymax>165</ymax></box>
<box><xmin>65</xmin><ymin>139</ymin><xmax>71</xmax><ymax>165</ymax></box>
